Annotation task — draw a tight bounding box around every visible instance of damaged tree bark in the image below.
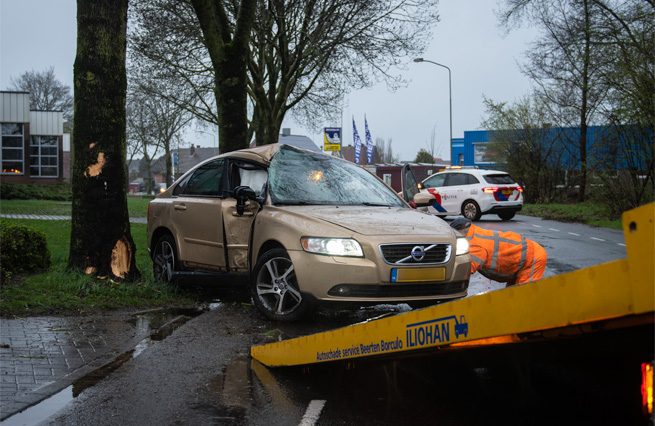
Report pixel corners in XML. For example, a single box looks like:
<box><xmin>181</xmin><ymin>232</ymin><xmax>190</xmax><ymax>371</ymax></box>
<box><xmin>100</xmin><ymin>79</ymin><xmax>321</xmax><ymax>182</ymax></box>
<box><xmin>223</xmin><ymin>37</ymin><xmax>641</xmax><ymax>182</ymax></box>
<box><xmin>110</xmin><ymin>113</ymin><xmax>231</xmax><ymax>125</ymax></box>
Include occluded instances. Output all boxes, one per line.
<box><xmin>68</xmin><ymin>0</ymin><xmax>140</xmax><ymax>281</ymax></box>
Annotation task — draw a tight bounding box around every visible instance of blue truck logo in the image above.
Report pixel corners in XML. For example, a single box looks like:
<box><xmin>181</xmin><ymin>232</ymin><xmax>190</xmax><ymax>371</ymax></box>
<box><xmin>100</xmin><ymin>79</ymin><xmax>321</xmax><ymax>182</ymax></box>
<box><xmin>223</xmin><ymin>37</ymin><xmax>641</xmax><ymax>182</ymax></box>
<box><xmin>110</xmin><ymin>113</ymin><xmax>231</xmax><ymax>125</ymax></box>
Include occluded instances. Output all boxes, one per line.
<box><xmin>454</xmin><ymin>315</ymin><xmax>468</xmax><ymax>339</ymax></box>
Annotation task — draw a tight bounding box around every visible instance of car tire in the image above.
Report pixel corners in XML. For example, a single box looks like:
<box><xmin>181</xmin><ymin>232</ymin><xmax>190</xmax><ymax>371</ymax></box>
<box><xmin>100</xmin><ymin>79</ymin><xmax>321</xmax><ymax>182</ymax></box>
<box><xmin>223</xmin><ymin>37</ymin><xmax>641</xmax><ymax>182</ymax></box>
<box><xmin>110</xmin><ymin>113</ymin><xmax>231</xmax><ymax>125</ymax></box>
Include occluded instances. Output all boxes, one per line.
<box><xmin>251</xmin><ymin>248</ymin><xmax>310</xmax><ymax>322</ymax></box>
<box><xmin>461</xmin><ymin>200</ymin><xmax>482</xmax><ymax>221</ymax></box>
<box><xmin>498</xmin><ymin>211</ymin><xmax>516</xmax><ymax>221</ymax></box>
<box><xmin>153</xmin><ymin>234</ymin><xmax>179</xmax><ymax>282</ymax></box>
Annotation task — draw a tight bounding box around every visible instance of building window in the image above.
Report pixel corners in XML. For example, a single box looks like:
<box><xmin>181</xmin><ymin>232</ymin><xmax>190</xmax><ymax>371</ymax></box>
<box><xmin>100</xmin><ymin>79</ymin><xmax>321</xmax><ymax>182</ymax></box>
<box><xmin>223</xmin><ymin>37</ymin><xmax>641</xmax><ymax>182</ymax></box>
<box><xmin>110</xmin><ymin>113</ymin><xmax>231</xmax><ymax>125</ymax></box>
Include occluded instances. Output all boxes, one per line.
<box><xmin>383</xmin><ymin>174</ymin><xmax>392</xmax><ymax>186</ymax></box>
<box><xmin>1</xmin><ymin>123</ymin><xmax>24</xmax><ymax>175</ymax></box>
<box><xmin>473</xmin><ymin>143</ymin><xmax>495</xmax><ymax>164</ymax></box>
<box><xmin>30</xmin><ymin>136</ymin><xmax>59</xmax><ymax>177</ymax></box>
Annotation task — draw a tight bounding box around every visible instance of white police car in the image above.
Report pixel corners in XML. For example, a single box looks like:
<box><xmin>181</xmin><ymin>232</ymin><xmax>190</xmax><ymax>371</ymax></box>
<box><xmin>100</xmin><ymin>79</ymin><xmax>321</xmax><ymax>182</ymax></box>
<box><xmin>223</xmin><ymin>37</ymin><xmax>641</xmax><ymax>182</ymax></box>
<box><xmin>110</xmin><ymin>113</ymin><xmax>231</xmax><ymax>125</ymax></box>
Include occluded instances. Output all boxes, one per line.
<box><xmin>418</xmin><ymin>167</ymin><xmax>523</xmax><ymax>221</ymax></box>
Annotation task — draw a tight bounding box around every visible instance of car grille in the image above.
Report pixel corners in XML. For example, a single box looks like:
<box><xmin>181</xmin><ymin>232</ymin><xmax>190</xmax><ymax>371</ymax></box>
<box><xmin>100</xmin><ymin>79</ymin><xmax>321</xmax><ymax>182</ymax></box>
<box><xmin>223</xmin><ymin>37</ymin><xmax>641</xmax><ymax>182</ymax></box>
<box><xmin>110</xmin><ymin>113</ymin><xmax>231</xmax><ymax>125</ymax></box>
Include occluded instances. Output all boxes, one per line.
<box><xmin>379</xmin><ymin>243</ymin><xmax>451</xmax><ymax>265</ymax></box>
<box><xmin>327</xmin><ymin>281</ymin><xmax>468</xmax><ymax>298</ymax></box>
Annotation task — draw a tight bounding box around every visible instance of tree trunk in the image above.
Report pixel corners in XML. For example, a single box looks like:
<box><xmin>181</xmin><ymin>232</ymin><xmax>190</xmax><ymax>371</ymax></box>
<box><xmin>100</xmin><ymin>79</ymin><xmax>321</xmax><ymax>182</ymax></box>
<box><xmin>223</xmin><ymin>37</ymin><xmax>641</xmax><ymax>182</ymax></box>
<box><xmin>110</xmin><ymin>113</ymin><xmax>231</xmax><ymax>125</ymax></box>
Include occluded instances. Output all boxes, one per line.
<box><xmin>215</xmin><ymin>44</ymin><xmax>251</xmax><ymax>152</ymax></box>
<box><xmin>190</xmin><ymin>0</ymin><xmax>257</xmax><ymax>153</ymax></box>
<box><xmin>165</xmin><ymin>142</ymin><xmax>172</xmax><ymax>187</ymax></box>
<box><xmin>145</xmin><ymin>158</ymin><xmax>153</xmax><ymax>194</ymax></box>
<box><xmin>68</xmin><ymin>0</ymin><xmax>140</xmax><ymax>281</ymax></box>
<box><xmin>254</xmin><ymin>105</ymin><xmax>284</xmax><ymax>146</ymax></box>
<box><xmin>578</xmin><ymin>0</ymin><xmax>591</xmax><ymax>203</ymax></box>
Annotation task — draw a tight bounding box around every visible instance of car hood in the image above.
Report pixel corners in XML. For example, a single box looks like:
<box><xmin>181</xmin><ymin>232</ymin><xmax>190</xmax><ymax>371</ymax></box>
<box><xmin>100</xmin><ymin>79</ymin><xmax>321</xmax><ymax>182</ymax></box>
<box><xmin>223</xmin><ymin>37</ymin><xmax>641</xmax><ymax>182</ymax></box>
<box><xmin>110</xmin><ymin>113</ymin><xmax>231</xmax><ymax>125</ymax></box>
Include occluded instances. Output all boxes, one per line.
<box><xmin>284</xmin><ymin>205</ymin><xmax>453</xmax><ymax>237</ymax></box>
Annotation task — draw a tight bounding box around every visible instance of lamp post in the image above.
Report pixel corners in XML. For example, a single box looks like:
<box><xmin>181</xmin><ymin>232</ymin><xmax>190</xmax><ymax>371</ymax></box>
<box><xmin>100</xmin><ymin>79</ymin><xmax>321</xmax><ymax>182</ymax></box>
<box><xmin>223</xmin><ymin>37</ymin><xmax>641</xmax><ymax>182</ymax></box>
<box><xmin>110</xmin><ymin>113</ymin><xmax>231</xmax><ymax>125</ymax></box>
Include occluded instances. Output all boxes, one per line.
<box><xmin>414</xmin><ymin>58</ymin><xmax>453</xmax><ymax>166</ymax></box>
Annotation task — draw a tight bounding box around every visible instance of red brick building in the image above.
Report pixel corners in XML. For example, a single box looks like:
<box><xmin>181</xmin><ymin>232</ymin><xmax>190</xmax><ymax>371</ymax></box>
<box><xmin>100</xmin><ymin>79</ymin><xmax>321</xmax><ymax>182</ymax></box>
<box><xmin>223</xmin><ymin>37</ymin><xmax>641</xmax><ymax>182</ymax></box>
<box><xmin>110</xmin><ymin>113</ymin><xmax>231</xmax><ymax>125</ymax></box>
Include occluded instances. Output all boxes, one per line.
<box><xmin>340</xmin><ymin>145</ymin><xmax>449</xmax><ymax>192</ymax></box>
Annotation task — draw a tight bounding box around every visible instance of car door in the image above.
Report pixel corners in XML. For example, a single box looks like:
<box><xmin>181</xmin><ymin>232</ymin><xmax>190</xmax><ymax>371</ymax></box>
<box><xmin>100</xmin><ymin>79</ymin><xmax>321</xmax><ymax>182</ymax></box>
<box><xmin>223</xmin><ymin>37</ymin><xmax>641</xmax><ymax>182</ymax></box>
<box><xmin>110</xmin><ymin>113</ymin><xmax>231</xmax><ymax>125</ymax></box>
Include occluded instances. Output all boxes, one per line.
<box><xmin>400</xmin><ymin>164</ymin><xmax>420</xmax><ymax>205</ymax></box>
<box><xmin>400</xmin><ymin>164</ymin><xmax>437</xmax><ymax>209</ymax></box>
<box><xmin>171</xmin><ymin>159</ymin><xmax>227</xmax><ymax>270</ymax></box>
<box><xmin>222</xmin><ymin>159</ymin><xmax>268</xmax><ymax>273</ymax></box>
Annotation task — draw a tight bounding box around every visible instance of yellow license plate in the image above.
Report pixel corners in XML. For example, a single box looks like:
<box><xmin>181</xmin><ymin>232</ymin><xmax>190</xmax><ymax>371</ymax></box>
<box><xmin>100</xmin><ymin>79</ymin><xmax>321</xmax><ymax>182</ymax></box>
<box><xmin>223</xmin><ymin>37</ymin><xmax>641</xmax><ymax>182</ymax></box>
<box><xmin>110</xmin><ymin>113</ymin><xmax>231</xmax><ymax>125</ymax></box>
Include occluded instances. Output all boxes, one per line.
<box><xmin>391</xmin><ymin>267</ymin><xmax>445</xmax><ymax>282</ymax></box>
<box><xmin>502</xmin><ymin>190</ymin><xmax>513</xmax><ymax>195</ymax></box>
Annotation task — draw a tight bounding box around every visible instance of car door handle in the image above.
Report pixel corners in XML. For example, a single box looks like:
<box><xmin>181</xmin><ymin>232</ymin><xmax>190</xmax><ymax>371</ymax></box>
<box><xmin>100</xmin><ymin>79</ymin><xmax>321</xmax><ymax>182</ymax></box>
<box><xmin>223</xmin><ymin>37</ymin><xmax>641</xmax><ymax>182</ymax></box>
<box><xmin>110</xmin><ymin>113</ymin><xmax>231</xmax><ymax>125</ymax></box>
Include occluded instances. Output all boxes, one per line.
<box><xmin>174</xmin><ymin>205</ymin><xmax>187</xmax><ymax>211</ymax></box>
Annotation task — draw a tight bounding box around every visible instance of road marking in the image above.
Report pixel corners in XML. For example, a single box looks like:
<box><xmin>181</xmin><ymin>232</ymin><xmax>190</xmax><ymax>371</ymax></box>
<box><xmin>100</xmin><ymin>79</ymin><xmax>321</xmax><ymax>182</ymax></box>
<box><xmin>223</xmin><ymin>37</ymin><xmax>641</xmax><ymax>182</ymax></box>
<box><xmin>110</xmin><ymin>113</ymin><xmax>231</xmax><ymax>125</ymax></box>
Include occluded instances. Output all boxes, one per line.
<box><xmin>299</xmin><ymin>400</ymin><xmax>327</xmax><ymax>426</ymax></box>
<box><xmin>591</xmin><ymin>237</ymin><xmax>605</xmax><ymax>242</ymax></box>
<box><xmin>568</xmin><ymin>232</ymin><xmax>581</xmax><ymax>236</ymax></box>
<box><xmin>618</xmin><ymin>243</ymin><xmax>626</xmax><ymax>247</ymax></box>
<box><xmin>532</xmin><ymin>225</ymin><xmax>542</xmax><ymax>228</ymax></box>
<box><xmin>549</xmin><ymin>228</ymin><xmax>560</xmax><ymax>232</ymax></box>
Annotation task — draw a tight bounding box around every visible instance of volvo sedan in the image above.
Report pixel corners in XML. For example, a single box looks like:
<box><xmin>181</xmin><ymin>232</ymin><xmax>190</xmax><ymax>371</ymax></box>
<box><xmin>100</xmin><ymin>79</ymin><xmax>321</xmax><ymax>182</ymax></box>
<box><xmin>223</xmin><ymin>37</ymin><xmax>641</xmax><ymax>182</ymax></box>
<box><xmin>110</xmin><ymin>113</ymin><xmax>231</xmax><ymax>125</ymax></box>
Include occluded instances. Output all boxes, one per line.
<box><xmin>147</xmin><ymin>144</ymin><xmax>470</xmax><ymax>321</ymax></box>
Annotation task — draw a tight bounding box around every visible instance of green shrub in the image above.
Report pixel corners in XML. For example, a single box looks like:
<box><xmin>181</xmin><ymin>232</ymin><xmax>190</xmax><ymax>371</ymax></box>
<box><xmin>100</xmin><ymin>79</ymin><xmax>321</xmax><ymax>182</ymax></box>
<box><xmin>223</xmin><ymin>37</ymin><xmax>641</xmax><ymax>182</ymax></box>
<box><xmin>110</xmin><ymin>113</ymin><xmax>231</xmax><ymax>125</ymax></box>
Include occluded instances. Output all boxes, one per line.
<box><xmin>0</xmin><ymin>220</ymin><xmax>51</xmax><ymax>284</ymax></box>
<box><xmin>0</xmin><ymin>183</ymin><xmax>72</xmax><ymax>201</ymax></box>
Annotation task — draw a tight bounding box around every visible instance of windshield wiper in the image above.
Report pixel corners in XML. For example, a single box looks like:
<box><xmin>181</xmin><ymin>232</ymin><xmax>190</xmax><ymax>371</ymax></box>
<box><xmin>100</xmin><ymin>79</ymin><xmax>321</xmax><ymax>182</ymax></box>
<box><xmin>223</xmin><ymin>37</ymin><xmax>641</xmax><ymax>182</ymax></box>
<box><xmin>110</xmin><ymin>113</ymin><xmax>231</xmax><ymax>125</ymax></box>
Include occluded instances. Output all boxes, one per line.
<box><xmin>361</xmin><ymin>202</ymin><xmax>394</xmax><ymax>207</ymax></box>
<box><xmin>273</xmin><ymin>201</ymin><xmax>310</xmax><ymax>206</ymax></box>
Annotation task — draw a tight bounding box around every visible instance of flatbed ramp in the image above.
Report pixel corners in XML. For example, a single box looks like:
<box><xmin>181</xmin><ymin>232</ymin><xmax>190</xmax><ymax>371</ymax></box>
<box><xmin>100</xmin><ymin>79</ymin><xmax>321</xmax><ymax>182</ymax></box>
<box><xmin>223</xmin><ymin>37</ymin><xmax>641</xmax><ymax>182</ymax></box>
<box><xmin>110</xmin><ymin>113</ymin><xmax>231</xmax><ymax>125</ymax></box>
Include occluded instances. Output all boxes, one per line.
<box><xmin>251</xmin><ymin>203</ymin><xmax>654</xmax><ymax>368</ymax></box>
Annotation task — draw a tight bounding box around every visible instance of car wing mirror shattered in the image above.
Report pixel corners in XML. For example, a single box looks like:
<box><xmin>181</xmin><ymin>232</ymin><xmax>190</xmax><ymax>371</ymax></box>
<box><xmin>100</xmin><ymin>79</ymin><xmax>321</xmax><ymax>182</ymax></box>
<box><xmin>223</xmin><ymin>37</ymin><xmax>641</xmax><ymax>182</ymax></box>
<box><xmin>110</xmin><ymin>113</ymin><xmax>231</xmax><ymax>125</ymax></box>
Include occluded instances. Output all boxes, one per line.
<box><xmin>234</xmin><ymin>186</ymin><xmax>263</xmax><ymax>216</ymax></box>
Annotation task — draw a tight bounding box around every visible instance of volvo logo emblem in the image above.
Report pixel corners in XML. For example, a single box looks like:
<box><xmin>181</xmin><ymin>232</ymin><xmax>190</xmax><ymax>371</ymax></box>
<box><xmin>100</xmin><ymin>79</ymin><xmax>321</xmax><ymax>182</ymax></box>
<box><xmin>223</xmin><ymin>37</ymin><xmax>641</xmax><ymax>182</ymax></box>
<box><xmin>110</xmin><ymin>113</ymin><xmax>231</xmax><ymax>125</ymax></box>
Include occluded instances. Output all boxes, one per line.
<box><xmin>411</xmin><ymin>246</ymin><xmax>426</xmax><ymax>262</ymax></box>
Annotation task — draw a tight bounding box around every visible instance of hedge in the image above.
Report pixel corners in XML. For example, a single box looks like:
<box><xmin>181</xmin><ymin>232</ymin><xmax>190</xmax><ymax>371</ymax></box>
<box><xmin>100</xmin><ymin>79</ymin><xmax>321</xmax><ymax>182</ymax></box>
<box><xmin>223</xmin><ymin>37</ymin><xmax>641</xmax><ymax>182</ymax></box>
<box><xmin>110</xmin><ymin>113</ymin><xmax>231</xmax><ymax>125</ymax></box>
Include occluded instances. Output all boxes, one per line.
<box><xmin>0</xmin><ymin>220</ymin><xmax>51</xmax><ymax>284</ymax></box>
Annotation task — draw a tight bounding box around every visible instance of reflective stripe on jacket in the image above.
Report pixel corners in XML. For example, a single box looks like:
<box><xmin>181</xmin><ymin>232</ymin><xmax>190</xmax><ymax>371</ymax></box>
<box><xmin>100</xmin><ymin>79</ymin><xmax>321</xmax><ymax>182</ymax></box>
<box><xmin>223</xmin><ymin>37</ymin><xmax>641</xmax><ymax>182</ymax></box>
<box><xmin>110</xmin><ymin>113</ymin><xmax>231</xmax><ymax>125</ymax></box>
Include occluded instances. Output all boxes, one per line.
<box><xmin>465</xmin><ymin>224</ymin><xmax>535</xmax><ymax>282</ymax></box>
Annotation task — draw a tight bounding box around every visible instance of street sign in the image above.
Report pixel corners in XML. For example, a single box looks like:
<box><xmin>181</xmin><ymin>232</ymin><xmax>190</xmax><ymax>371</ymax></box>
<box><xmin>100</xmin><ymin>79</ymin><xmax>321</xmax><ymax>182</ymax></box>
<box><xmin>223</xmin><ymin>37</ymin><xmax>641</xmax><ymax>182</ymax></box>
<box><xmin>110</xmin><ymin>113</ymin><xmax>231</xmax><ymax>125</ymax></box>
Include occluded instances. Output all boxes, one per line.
<box><xmin>324</xmin><ymin>128</ymin><xmax>342</xmax><ymax>152</ymax></box>
<box><xmin>172</xmin><ymin>151</ymin><xmax>178</xmax><ymax>166</ymax></box>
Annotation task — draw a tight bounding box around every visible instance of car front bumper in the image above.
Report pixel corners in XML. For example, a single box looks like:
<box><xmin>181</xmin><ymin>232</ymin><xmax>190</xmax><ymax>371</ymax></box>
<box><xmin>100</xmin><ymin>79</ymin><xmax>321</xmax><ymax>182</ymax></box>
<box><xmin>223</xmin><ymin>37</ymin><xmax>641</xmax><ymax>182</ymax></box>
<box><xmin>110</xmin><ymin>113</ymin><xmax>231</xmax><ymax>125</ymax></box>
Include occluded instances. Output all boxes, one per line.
<box><xmin>289</xmin><ymin>249</ymin><xmax>471</xmax><ymax>303</ymax></box>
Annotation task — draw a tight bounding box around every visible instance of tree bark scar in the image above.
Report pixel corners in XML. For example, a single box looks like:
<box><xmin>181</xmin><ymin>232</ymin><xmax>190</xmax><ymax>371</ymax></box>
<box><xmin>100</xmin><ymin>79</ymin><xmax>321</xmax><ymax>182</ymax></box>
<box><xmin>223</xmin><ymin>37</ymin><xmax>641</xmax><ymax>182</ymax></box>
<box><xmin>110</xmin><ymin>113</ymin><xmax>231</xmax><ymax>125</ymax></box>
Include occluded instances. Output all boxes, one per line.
<box><xmin>111</xmin><ymin>236</ymin><xmax>132</xmax><ymax>279</ymax></box>
<box><xmin>85</xmin><ymin>152</ymin><xmax>106</xmax><ymax>177</ymax></box>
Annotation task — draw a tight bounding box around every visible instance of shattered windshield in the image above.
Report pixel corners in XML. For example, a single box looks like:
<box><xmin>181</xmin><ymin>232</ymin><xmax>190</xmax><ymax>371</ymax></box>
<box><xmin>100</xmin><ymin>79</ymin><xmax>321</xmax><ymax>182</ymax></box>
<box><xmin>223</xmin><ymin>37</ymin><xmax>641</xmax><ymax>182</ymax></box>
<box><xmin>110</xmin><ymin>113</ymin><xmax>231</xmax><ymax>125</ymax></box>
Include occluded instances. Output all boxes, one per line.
<box><xmin>269</xmin><ymin>146</ymin><xmax>406</xmax><ymax>207</ymax></box>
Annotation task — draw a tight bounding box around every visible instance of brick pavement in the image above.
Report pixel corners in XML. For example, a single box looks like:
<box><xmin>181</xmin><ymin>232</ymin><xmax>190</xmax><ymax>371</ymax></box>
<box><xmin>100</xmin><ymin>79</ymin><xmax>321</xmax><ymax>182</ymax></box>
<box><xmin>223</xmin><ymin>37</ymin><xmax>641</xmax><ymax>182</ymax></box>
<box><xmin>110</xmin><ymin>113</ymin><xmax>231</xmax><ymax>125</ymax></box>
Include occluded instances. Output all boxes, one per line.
<box><xmin>0</xmin><ymin>312</ymin><xmax>151</xmax><ymax>421</ymax></box>
<box><xmin>0</xmin><ymin>214</ymin><xmax>156</xmax><ymax>420</ymax></box>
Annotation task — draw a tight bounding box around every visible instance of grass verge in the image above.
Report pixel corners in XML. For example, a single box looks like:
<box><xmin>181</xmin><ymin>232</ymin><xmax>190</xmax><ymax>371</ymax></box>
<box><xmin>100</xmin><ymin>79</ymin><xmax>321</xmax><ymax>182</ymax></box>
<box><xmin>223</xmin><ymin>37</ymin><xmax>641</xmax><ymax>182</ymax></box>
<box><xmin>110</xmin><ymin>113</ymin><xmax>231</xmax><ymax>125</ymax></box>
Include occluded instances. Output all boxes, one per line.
<box><xmin>520</xmin><ymin>202</ymin><xmax>623</xmax><ymax>230</ymax></box>
<box><xmin>0</xmin><ymin>219</ymin><xmax>196</xmax><ymax>318</ymax></box>
<box><xmin>0</xmin><ymin>196</ymin><xmax>152</xmax><ymax>218</ymax></box>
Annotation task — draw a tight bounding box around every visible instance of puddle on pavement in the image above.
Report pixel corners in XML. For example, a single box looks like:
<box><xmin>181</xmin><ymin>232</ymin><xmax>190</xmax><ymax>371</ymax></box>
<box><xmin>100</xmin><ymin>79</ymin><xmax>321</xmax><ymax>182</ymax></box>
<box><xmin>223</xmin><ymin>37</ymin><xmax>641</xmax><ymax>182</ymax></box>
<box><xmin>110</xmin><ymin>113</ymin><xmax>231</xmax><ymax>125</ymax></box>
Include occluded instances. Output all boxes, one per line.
<box><xmin>2</xmin><ymin>307</ymin><xmax>205</xmax><ymax>426</ymax></box>
<box><xmin>190</xmin><ymin>355</ymin><xmax>303</xmax><ymax>425</ymax></box>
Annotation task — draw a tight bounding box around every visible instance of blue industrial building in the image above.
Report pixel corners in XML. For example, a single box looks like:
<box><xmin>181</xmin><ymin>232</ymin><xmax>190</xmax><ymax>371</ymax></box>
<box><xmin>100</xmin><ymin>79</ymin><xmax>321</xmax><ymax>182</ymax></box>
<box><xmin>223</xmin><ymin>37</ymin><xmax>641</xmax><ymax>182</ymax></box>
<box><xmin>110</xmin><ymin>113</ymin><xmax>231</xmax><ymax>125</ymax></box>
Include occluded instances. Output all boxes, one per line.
<box><xmin>451</xmin><ymin>125</ymin><xmax>650</xmax><ymax>170</ymax></box>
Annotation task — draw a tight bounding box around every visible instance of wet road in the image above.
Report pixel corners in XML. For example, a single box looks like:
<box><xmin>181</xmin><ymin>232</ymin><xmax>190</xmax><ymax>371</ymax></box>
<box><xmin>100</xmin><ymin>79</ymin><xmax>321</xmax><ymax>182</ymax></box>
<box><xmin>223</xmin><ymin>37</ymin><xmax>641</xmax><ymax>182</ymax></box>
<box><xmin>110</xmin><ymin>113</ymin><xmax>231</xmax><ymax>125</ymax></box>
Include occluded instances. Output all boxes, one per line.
<box><xmin>7</xmin><ymin>215</ymin><xmax>640</xmax><ymax>425</ymax></box>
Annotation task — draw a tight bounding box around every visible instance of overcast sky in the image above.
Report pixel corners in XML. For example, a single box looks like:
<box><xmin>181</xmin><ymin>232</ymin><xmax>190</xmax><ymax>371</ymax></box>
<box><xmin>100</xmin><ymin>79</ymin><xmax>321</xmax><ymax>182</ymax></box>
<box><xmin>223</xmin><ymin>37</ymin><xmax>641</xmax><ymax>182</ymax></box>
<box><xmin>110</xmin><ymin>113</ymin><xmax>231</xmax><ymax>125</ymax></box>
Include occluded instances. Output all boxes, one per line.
<box><xmin>1</xmin><ymin>0</ymin><xmax>537</xmax><ymax>161</ymax></box>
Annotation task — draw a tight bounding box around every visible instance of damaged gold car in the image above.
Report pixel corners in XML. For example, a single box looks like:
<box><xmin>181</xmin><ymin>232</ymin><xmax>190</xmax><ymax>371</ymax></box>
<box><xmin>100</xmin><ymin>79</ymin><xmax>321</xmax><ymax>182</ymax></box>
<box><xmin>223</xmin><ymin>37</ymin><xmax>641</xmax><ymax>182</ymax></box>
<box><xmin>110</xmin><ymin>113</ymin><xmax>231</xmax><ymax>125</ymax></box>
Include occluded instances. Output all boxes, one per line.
<box><xmin>147</xmin><ymin>144</ymin><xmax>471</xmax><ymax>321</ymax></box>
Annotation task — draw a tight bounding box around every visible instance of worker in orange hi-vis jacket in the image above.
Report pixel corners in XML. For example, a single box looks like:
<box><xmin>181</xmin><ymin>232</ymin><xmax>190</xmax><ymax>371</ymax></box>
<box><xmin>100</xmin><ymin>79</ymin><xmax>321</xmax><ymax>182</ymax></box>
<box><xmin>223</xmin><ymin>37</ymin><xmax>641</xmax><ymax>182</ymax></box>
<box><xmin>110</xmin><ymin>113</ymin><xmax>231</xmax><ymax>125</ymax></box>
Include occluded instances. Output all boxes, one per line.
<box><xmin>450</xmin><ymin>218</ymin><xmax>547</xmax><ymax>287</ymax></box>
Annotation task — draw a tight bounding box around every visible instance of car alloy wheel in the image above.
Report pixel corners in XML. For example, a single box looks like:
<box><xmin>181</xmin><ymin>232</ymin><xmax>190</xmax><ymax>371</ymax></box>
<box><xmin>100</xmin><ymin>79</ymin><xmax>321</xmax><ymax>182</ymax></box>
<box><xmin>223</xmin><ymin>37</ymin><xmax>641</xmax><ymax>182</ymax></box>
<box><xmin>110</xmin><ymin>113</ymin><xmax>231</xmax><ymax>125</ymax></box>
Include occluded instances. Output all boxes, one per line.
<box><xmin>153</xmin><ymin>234</ymin><xmax>177</xmax><ymax>282</ymax></box>
<box><xmin>251</xmin><ymin>248</ymin><xmax>309</xmax><ymax>321</ymax></box>
<box><xmin>462</xmin><ymin>200</ymin><xmax>482</xmax><ymax>221</ymax></box>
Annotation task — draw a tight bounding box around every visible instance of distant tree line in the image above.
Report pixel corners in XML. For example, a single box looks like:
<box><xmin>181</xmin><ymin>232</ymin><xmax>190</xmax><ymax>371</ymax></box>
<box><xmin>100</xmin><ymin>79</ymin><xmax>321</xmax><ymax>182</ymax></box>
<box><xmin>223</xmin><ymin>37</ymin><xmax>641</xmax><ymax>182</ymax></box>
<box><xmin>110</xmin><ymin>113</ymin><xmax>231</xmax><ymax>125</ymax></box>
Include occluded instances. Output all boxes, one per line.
<box><xmin>483</xmin><ymin>0</ymin><xmax>654</xmax><ymax>213</ymax></box>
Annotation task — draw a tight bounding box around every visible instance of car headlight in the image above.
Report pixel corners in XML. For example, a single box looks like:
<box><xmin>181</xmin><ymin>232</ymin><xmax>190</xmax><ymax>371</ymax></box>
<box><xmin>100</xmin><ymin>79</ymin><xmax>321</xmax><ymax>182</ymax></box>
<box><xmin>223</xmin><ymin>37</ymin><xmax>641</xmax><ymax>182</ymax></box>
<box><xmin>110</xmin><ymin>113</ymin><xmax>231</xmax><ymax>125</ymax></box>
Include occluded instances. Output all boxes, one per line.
<box><xmin>301</xmin><ymin>237</ymin><xmax>364</xmax><ymax>257</ymax></box>
<box><xmin>456</xmin><ymin>236</ymin><xmax>469</xmax><ymax>255</ymax></box>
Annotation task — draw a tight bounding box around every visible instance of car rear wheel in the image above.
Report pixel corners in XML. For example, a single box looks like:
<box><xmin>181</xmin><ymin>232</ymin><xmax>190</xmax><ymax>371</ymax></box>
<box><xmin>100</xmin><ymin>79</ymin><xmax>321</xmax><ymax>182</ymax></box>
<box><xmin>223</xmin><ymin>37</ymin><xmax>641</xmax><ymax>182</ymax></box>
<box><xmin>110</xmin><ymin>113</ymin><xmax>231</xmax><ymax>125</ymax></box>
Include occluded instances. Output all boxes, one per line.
<box><xmin>153</xmin><ymin>234</ymin><xmax>179</xmax><ymax>282</ymax></box>
<box><xmin>462</xmin><ymin>200</ymin><xmax>482</xmax><ymax>221</ymax></box>
<box><xmin>498</xmin><ymin>211</ymin><xmax>516</xmax><ymax>221</ymax></box>
<box><xmin>251</xmin><ymin>248</ymin><xmax>310</xmax><ymax>322</ymax></box>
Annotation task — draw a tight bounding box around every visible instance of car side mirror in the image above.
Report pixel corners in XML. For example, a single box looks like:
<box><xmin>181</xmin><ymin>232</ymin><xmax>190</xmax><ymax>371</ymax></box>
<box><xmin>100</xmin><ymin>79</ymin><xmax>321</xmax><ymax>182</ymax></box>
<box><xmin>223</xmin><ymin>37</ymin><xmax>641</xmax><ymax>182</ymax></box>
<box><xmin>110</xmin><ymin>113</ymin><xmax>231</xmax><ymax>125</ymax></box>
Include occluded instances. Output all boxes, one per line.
<box><xmin>413</xmin><ymin>192</ymin><xmax>436</xmax><ymax>208</ymax></box>
<box><xmin>234</xmin><ymin>186</ymin><xmax>258</xmax><ymax>216</ymax></box>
